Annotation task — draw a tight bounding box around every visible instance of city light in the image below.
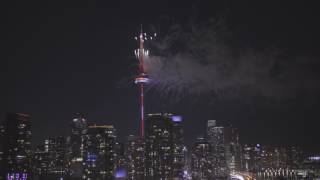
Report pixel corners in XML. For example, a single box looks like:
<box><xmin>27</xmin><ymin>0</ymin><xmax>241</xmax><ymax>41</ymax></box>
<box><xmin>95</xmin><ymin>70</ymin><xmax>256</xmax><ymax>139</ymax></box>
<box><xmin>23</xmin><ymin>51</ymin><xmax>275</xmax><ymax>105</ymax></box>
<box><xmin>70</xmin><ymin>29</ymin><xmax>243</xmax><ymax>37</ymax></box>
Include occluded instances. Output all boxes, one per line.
<box><xmin>171</xmin><ymin>115</ymin><xmax>182</xmax><ymax>122</ymax></box>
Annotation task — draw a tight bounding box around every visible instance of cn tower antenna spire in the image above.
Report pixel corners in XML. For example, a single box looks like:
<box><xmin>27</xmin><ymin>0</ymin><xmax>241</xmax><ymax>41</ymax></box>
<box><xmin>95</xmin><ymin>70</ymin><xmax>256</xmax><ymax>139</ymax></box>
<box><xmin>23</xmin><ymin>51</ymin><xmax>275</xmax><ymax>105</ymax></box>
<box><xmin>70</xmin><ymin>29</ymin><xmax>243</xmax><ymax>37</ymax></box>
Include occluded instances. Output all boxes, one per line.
<box><xmin>134</xmin><ymin>26</ymin><xmax>154</xmax><ymax>138</ymax></box>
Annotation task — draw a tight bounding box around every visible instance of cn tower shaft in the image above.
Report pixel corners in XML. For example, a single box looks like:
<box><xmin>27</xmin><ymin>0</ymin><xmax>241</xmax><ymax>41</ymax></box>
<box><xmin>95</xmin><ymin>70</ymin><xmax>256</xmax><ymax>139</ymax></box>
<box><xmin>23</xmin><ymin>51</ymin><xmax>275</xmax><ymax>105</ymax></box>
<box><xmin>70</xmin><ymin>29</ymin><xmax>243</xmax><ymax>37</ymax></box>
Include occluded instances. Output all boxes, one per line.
<box><xmin>134</xmin><ymin>30</ymin><xmax>150</xmax><ymax>138</ymax></box>
<box><xmin>139</xmin><ymin>82</ymin><xmax>145</xmax><ymax>137</ymax></box>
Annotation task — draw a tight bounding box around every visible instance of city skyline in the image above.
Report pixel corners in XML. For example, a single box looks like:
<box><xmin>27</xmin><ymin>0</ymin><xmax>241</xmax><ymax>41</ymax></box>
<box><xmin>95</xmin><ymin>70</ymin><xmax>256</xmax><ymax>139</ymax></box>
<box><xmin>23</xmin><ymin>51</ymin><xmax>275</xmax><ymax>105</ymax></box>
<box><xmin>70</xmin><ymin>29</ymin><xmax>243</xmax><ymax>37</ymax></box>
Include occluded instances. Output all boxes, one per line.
<box><xmin>2</xmin><ymin>0</ymin><xmax>320</xmax><ymax>151</ymax></box>
<box><xmin>1</xmin><ymin>112</ymin><xmax>319</xmax><ymax>179</ymax></box>
<box><xmin>0</xmin><ymin>111</ymin><xmax>318</xmax><ymax>153</ymax></box>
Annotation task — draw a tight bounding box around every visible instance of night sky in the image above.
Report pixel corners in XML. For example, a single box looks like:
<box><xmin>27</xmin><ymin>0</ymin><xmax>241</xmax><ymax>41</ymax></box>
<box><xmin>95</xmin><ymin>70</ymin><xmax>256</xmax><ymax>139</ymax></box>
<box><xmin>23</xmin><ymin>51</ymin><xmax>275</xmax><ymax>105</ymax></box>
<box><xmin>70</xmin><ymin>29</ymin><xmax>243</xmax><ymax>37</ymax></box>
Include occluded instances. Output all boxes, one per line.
<box><xmin>2</xmin><ymin>1</ymin><xmax>320</xmax><ymax>150</ymax></box>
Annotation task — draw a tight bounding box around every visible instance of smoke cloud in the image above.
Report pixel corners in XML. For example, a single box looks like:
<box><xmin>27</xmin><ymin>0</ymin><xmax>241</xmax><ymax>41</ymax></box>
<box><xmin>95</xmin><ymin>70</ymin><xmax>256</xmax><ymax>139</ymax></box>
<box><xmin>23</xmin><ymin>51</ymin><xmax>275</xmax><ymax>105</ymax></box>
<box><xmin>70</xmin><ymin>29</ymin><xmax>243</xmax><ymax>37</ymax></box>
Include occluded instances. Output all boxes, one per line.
<box><xmin>143</xmin><ymin>21</ymin><xmax>320</xmax><ymax>100</ymax></box>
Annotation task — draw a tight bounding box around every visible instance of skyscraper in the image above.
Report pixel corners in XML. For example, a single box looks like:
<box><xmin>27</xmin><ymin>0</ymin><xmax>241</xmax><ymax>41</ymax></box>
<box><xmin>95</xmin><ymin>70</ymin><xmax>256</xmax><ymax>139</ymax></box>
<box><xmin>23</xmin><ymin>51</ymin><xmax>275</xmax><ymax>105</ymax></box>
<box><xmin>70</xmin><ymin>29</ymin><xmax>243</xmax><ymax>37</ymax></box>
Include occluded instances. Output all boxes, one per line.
<box><xmin>33</xmin><ymin>145</ymin><xmax>50</xmax><ymax>179</ymax></box>
<box><xmin>33</xmin><ymin>136</ymin><xmax>68</xmax><ymax>179</ymax></box>
<box><xmin>171</xmin><ymin>116</ymin><xmax>185</xmax><ymax>179</ymax></box>
<box><xmin>114</xmin><ymin>142</ymin><xmax>127</xmax><ymax>179</ymax></box>
<box><xmin>83</xmin><ymin>125</ymin><xmax>117</xmax><ymax>180</ymax></box>
<box><xmin>191</xmin><ymin>136</ymin><xmax>213</xmax><ymax>179</ymax></box>
<box><xmin>1</xmin><ymin>113</ymin><xmax>31</xmax><ymax>180</ymax></box>
<box><xmin>125</xmin><ymin>135</ymin><xmax>145</xmax><ymax>180</ymax></box>
<box><xmin>0</xmin><ymin>123</ymin><xmax>5</xmax><ymax>179</ymax></box>
<box><xmin>53</xmin><ymin>136</ymin><xmax>68</xmax><ymax>177</ymax></box>
<box><xmin>69</xmin><ymin>113</ymin><xmax>87</xmax><ymax>179</ymax></box>
<box><xmin>207</xmin><ymin>120</ymin><xmax>228</xmax><ymax>178</ymax></box>
<box><xmin>226</xmin><ymin>127</ymin><xmax>241</xmax><ymax>173</ymax></box>
<box><xmin>145</xmin><ymin>113</ymin><xmax>185</xmax><ymax>179</ymax></box>
<box><xmin>207</xmin><ymin>120</ymin><xmax>241</xmax><ymax>178</ymax></box>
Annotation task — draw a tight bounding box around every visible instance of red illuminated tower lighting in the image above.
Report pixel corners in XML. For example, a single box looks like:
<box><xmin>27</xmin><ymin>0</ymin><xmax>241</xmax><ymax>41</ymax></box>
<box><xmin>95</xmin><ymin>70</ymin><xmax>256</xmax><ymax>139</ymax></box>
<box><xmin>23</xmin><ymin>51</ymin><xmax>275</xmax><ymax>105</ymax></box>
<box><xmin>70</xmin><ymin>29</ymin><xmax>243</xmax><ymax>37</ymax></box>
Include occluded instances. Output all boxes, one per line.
<box><xmin>134</xmin><ymin>28</ymin><xmax>154</xmax><ymax>138</ymax></box>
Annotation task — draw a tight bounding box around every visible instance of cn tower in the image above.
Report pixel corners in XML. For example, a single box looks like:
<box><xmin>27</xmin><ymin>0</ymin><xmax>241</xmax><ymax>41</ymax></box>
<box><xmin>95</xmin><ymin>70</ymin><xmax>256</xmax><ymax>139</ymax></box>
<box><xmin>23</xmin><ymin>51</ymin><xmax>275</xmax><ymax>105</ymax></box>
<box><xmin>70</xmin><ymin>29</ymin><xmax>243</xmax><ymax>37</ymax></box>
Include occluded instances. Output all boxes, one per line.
<box><xmin>134</xmin><ymin>27</ymin><xmax>153</xmax><ymax>138</ymax></box>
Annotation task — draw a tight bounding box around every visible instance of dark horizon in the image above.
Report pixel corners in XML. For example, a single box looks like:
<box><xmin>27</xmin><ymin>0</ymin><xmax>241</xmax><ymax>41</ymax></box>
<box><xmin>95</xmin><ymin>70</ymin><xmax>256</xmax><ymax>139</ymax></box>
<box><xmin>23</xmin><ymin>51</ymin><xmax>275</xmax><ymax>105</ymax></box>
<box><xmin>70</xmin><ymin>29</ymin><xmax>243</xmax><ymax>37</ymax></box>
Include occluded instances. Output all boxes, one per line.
<box><xmin>2</xmin><ymin>0</ymin><xmax>320</xmax><ymax>151</ymax></box>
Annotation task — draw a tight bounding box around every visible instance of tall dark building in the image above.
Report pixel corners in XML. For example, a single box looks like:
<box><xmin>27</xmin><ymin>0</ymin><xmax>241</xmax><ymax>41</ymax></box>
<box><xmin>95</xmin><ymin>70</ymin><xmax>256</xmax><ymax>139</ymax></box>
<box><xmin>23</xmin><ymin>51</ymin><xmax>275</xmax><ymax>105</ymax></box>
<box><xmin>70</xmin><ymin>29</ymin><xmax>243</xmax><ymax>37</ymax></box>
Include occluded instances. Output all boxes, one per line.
<box><xmin>69</xmin><ymin>114</ymin><xmax>88</xmax><ymax>179</ymax></box>
<box><xmin>206</xmin><ymin>120</ymin><xmax>241</xmax><ymax>178</ymax></box>
<box><xmin>125</xmin><ymin>135</ymin><xmax>145</xmax><ymax>180</ymax></box>
<box><xmin>0</xmin><ymin>113</ymin><xmax>31</xmax><ymax>180</ymax></box>
<box><xmin>207</xmin><ymin>120</ymin><xmax>229</xmax><ymax>178</ymax></box>
<box><xmin>145</xmin><ymin>113</ymin><xmax>185</xmax><ymax>180</ymax></box>
<box><xmin>171</xmin><ymin>116</ymin><xmax>185</xmax><ymax>179</ymax></box>
<box><xmin>0</xmin><ymin>123</ymin><xmax>5</xmax><ymax>180</ymax></box>
<box><xmin>224</xmin><ymin>127</ymin><xmax>241</xmax><ymax>174</ymax></box>
<box><xmin>114</xmin><ymin>142</ymin><xmax>127</xmax><ymax>179</ymax></box>
<box><xmin>53</xmin><ymin>136</ymin><xmax>68</xmax><ymax>177</ymax></box>
<box><xmin>83</xmin><ymin>125</ymin><xmax>117</xmax><ymax>180</ymax></box>
<box><xmin>242</xmin><ymin>144</ymin><xmax>262</xmax><ymax>172</ymax></box>
<box><xmin>33</xmin><ymin>145</ymin><xmax>50</xmax><ymax>179</ymax></box>
<box><xmin>34</xmin><ymin>138</ymin><xmax>56</xmax><ymax>178</ymax></box>
<box><xmin>33</xmin><ymin>136</ymin><xmax>69</xmax><ymax>179</ymax></box>
<box><xmin>191</xmin><ymin>136</ymin><xmax>213</xmax><ymax>179</ymax></box>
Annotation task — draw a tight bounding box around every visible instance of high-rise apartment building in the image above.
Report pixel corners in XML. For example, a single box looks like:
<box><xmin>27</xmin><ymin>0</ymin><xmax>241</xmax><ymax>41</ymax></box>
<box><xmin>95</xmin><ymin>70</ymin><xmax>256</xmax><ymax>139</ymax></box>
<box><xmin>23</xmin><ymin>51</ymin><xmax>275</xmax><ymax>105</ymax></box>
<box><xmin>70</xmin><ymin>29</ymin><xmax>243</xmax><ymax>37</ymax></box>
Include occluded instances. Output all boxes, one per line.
<box><xmin>207</xmin><ymin>120</ymin><xmax>241</xmax><ymax>178</ymax></box>
<box><xmin>125</xmin><ymin>135</ymin><xmax>145</xmax><ymax>179</ymax></box>
<box><xmin>83</xmin><ymin>125</ymin><xmax>116</xmax><ymax>180</ymax></box>
<box><xmin>191</xmin><ymin>136</ymin><xmax>213</xmax><ymax>179</ymax></box>
<box><xmin>171</xmin><ymin>116</ymin><xmax>185</xmax><ymax>179</ymax></box>
<box><xmin>33</xmin><ymin>136</ymin><xmax>68</xmax><ymax>179</ymax></box>
<box><xmin>145</xmin><ymin>113</ymin><xmax>185</xmax><ymax>179</ymax></box>
<box><xmin>0</xmin><ymin>123</ymin><xmax>5</xmax><ymax>179</ymax></box>
<box><xmin>69</xmin><ymin>114</ymin><xmax>88</xmax><ymax>179</ymax></box>
<box><xmin>207</xmin><ymin>120</ymin><xmax>229</xmax><ymax>178</ymax></box>
<box><xmin>1</xmin><ymin>113</ymin><xmax>31</xmax><ymax>180</ymax></box>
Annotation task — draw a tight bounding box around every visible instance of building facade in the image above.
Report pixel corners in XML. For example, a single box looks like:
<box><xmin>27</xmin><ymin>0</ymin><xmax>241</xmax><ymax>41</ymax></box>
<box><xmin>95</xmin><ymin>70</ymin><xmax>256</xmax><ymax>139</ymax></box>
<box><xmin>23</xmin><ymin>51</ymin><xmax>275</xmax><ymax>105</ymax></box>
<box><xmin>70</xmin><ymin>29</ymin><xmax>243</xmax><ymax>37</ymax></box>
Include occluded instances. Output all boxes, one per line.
<box><xmin>1</xmin><ymin>113</ymin><xmax>32</xmax><ymax>180</ymax></box>
<box><xmin>125</xmin><ymin>135</ymin><xmax>145</xmax><ymax>180</ymax></box>
<box><xmin>191</xmin><ymin>136</ymin><xmax>213</xmax><ymax>179</ymax></box>
<box><xmin>171</xmin><ymin>116</ymin><xmax>185</xmax><ymax>179</ymax></box>
<box><xmin>0</xmin><ymin>123</ymin><xmax>5</xmax><ymax>179</ymax></box>
<box><xmin>145</xmin><ymin>113</ymin><xmax>185</xmax><ymax>180</ymax></box>
<box><xmin>207</xmin><ymin>120</ymin><xmax>229</xmax><ymax>178</ymax></box>
<box><xmin>33</xmin><ymin>136</ymin><xmax>68</xmax><ymax>179</ymax></box>
<box><xmin>83</xmin><ymin>125</ymin><xmax>117</xmax><ymax>180</ymax></box>
<box><xmin>69</xmin><ymin>114</ymin><xmax>88</xmax><ymax>179</ymax></box>
<box><xmin>207</xmin><ymin>120</ymin><xmax>241</xmax><ymax>178</ymax></box>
